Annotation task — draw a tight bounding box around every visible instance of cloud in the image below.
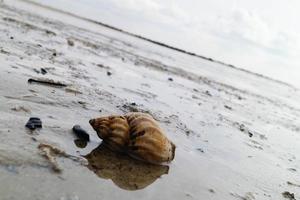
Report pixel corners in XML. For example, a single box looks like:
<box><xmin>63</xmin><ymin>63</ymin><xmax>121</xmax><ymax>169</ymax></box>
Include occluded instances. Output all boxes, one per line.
<box><xmin>107</xmin><ymin>0</ymin><xmax>191</xmax><ymax>26</ymax></box>
<box><xmin>212</xmin><ymin>8</ymin><xmax>300</xmax><ymax>58</ymax></box>
<box><xmin>111</xmin><ymin>0</ymin><xmax>161</xmax><ymax>12</ymax></box>
<box><xmin>105</xmin><ymin>0</ymin><xmax>300</xmax><ymax>58</ymax></box>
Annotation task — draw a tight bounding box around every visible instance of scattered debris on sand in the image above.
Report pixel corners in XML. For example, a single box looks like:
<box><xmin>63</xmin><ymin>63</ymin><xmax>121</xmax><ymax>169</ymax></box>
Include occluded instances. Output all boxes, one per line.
<box><xmin>65</xmin><ymin>87</ymin><xmax>82</xmax><ymax>94</ymax></box>
<box><xmin>28</xmin><ymin>78</ymin><xmax>68</xmax><ymax>87</ymax></box>
<box><xmin>282</xmin><ymin>191</ymin><xmax>296</xmax><ymax>200</ymax></box>
<box><xmin>287</xmin><ymin>181</ymin><xmax>300</xmax><ymax>187</ymax></box>
<box><xmin>38</xmin><ymin>143</ymin><xmax>65</xmax><ymax>173</ymax></box>
<box><xmin>107</xmin><ymin>71</ymin><xmax>112</xmax><ymax>76</ymax></box>
<box><xmin>224</xmin><ymin>105</ymin><xmax>232</xmax><ymax>110</ymax></box>
<box><xmin>33</xmin><ymin>68</ymin><xmax>47</xmax><ymax>75</ymax></box>
<box><xmin>38</xmin><ymin>143</ymin><xmax>87</xmax><ymax>173</ymax></box>
<box><xmin>67</xmin><ymin>38</ymin><xmax>74</xmax><ymax>46</ymax></box>
<box><xmin>11</xmin><ymin>105</ymin><xmax>31</xmax><ymax>113</ymax></box>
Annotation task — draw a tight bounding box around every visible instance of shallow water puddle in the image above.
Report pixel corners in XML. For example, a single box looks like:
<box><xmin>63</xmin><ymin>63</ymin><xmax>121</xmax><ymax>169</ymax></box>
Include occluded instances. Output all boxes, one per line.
<box><xmin>82</xmin><ymin>143</ymin><xmax>169</xmax><ymax>191</ymax></box>
<box><xmin>71</xmin><ymin>136</ymin><xmax>170</xmax><ymax>191</ymax></box>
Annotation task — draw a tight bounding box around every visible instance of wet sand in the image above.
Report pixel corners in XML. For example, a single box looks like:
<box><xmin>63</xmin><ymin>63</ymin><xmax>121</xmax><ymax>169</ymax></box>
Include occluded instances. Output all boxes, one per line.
<box><xmin>0</xmin><ymin>0</ymin><xmax>300</xmax><ymax>199</ymax></box>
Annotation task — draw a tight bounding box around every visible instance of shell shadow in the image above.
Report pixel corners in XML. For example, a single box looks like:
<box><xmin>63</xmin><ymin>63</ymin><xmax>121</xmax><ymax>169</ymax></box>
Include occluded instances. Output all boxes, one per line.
<box><xmin>84</xmin><ymin>143</ymin><xmax>169</xmax><ymax>191</ymax></box>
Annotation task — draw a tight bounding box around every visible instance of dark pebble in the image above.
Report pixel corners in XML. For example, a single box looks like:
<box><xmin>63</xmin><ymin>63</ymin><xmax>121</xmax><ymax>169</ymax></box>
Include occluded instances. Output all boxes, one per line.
<box><xmin>77</xmin><ymin>101</ymin><xmax>85</xmax><ymax>105</ymax></box>
<box><xmin>10</xmin><ymin>36</ymin><xmax>14</xmax><ymax>40</ymax></box>
<box><xmin>197</xmin><ymin>148</ymin><xmax>204</xmax><ymax>153</ymax></box>
<box><xmin>107</xmin><ymin>71</ymin><xmax>112</xmax><ymax>76</ymax></box>
<box><xmin>208</xmin><ymin>189</ymin><xmax>215</xmax><ymax>193</ymax></box>
<box><xmin>239</xmin><ymin>124</ymin><xmax>246</xmax><ymax>132</ymax></box>
<box><xmin>122</xmin><ymin>104</ymin><xmax>139</xmax><ymax>112</ymax></box>
<box><xmin>224</xmin><ymin>105</ymin><xmax>232</xmax><ymax>110</ymax></box>
<box><xmin>41</xmin><ymin>68</ymin><xmax>47</xmax><ymax>75</ymax></box>
<box><xmin>52</xmin><ymin>52</ymin><xmax>57</xmax><ymax>56</ymax></box>
<box><xmin>67</xmin><ymin>39</ymin><xmax>74</xmax><ymax>46</ymax></box>
<box><xmin>168</xmin><ymin>77</ymin><xmax>173</xmax><ymax>81</ymax></box>
<box><xmin>25</xmin><ymin>117</ymin><xmax>42</xmax><ymax>130</ymax></box>
<box><xmin>33</xmin><ymin>69</ymin><xmax>40</xmax><ymax>74</ymax></box>
<box><xmin>72</xmin><ymin>125</ymin><xmax>90</xmax><ymax>141</ymax></box>
<box><xmin>205</xmin><ymin>90</ymin><xmax>212</xmax><ymax>96</ymax></box>
<box><xmin>282</xmin><ymin>191</ymin><xmax>295</xmax><ymax>200</ymax></box>
<box><xmin>130</xmin><ymin>102</ymin><xmax>137</xmax><ymax>106</ymax></box>
<box><xmin>248</xmin><ymin>131</ymin><xmax>253</xmax><ymax>137</ymax></box>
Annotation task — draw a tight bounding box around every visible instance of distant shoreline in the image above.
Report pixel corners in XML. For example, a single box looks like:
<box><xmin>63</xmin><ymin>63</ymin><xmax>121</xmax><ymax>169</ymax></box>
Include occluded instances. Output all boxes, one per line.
<box><xmin>20</xmin><ymin>0</ymin><xmax>297</xmax><ymax>90</ymax></box>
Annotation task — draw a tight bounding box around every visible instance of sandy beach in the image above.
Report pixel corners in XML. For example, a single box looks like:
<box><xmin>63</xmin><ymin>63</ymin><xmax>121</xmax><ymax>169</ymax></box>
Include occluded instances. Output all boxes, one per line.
<box><xmin>0</xmin><ymin>1</ymin><xmax>300</xmax><ymax>199</ymax></box>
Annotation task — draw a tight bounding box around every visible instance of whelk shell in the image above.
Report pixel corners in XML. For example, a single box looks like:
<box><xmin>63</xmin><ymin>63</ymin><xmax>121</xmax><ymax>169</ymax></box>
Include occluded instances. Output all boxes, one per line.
<box><xmin>89</xmin><ymin>112</ymin><xmax>176</xmax><ymax>164</ymax></box>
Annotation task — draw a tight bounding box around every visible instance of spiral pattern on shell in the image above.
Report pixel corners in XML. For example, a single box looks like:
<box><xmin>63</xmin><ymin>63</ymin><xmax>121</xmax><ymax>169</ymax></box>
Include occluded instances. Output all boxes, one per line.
<box><xmin>89</xmin><ymin>112</ymin><xmax>176</xmax><ymax>164</ymax></box>
<box><xmin>89</xmin><ymin>115</ymin><xmax>130</xmax><ymax>152</ymax></box>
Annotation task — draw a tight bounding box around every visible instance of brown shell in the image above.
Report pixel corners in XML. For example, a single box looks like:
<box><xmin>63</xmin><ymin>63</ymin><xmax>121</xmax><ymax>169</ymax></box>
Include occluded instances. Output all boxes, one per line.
<box><xmin>89</xmin><ymin>112</ymin><xmax>176</xmax><ymax>164</ymax></box>
<box><xmin>89</xmin><ymin>115</ymin><xmax>130</xmax><ymax>152</ymax></box>
<box><xmin>125</xmin><ymin>112</ymin><xmax>175</xmax><ymax>164</ymax></box>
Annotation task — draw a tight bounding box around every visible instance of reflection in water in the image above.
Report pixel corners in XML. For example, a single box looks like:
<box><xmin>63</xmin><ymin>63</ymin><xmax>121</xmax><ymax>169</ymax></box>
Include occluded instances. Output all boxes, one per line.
<box><xmin>84</xmin><ymin>144</ymin><xmax>169</xmax><ymax>191</ymax></box>
<box><xmin>74</xmin><ymin>139</ymin><xmax>88</xmax><ymax>148</ymax></box>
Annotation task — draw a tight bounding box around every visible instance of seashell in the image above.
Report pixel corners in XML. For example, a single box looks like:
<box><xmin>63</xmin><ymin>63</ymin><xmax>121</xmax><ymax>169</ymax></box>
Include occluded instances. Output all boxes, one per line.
<box><xmin>89</xmin><ymin>115</ymin><xmax>130</xmax><ymax>152</ymax></box>
<box><xmin>89</xmin><ymin>112</ymin><xmax>176</xmax><ymax>164</ymax></box>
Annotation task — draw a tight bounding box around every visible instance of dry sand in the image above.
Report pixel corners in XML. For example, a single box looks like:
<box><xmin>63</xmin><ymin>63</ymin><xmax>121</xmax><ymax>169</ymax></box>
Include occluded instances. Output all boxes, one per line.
<box><xmin>0</xmin><ymin>0</ymin><xmax>300</xmax><ymax>199</ymax></box>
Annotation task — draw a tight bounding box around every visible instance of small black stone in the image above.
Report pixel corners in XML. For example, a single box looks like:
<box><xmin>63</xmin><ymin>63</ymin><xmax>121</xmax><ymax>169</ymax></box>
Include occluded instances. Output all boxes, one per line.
<box><xmin>130</xmin><ymin>102</ymin><xmax>137</xmax><ymax>106</ymax></box>
<box><xmin>248</xmin><ymin>131</ymin><xmax>253</xmax><ymax>137</ymax></box>
<box><xmin>205</xmin><ymin>90</ymin><xmax>212</xmax><ymax>96</ymax></box>
<box><xmin>239</xmin><ymin>124</ymin><xmax>246</xmax><ymax>132</ymax></box>
<box><xmin>25</xmin><ymin>117</ymin><xmax>42</xmax><ymax>130</ymax></box>
<box><xmin>197</xmin><ymin>148</ymin><xmax>204</xmax><ymax>153</ymax></box>
<box><xmin>168</xmin><ymin>77</ymin><xmax>173</xmax><ymax>81</ymax></box>
<box><xmin>10</xmin><ymin>36</ymin><xmax>14</xmax><ymax>40</ymax></box>
<box><xmin>33</xmin><ymin>69</ymin><xmax>40</xmax><ymax>74</ymax></box>
<box><xmin>282</xmin><ymin>191</ymin><xmax>296</xmax><ymax>200</ymax></box>
<box><xmin>72</xmin><ymin>125</ymin><xmax>90</xmax><ymax>141</ymax></box>
<box><xmin>107</xmin><ymin>71</ymin><xmax>112</xmax><ymax>76</ymax></box>
<box><xmin>67</xmin><ymin>39</ymin><xmax>74</xmax><ymax>46</ymax></box>
<box><xmin>224</xmin><ymin>105</ymin><xmax>232</xmax><ymax>110</ymax></box>
<box><xmin>40</xmin><ymin>68</ymin><xmax>47</xmax><ymax>75</ymax></box>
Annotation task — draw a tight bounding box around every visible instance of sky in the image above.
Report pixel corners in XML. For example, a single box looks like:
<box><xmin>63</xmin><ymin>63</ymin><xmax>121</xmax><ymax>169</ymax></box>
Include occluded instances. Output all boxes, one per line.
<box><xmin>35</xmin><ymin>0</ymin><xmax>300</xmax><ymax>88</ymax></box>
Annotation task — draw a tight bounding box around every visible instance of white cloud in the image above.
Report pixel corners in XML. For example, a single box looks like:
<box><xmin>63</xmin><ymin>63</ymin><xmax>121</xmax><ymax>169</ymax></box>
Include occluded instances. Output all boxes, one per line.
<box><xmin>212</xmin><ymin>8</ymin><xmax>300</xmax><ymax>58</ymax></box>
<box><xmin>105</xmin><ymin>0</ymin><xmax>191</xmax><ymax>26</ymax></box>
<box><xmin>111</xmin><ymin>0</ymin><xmax>161</xmax><ymax>12</ymax></box>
